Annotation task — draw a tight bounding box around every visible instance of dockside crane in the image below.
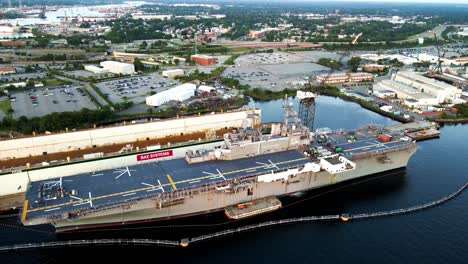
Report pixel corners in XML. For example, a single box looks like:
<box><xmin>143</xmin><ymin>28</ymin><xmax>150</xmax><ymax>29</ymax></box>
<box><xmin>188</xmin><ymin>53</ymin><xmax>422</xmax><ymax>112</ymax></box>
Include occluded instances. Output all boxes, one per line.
<box><xmin>298</xmin><ymin>32</ymin><xmax>363</xmax><ymax>131</ymax></box>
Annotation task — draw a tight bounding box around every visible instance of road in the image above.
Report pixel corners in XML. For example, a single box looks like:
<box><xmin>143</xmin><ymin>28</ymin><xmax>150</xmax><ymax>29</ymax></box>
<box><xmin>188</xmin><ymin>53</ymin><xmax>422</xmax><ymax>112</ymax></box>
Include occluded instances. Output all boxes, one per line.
<box><xmin>53</xmin><ymin>75</ymin><xmax>109</xmax><ymax>107</ymax></box>
<box><xmin>396</xmin><ymin>25</ymin><xmax>447</xmax><ymax>43</ymax></box>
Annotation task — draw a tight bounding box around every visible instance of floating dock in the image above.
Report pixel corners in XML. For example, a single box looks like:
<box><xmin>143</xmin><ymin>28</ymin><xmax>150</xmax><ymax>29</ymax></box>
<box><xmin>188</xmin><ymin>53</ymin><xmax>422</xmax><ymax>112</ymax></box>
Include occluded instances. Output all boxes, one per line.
<box><xmin>224</xmin><ymin>196</ymin><xmax>282</xmax><ymax>220</ymax></box>
<box><xmin>406</xmin><ymin>128</ymin><xmax>440</xmax><ymax>141</ymax></box>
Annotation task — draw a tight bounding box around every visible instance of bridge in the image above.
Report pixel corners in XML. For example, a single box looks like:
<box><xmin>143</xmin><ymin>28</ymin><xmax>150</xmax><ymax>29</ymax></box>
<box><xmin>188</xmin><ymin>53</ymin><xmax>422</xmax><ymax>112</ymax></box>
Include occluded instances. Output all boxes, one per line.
<box><xmin>0</xmin><ymin>182</ymin><xmax>466</xmax><ymax>251</ymax></box>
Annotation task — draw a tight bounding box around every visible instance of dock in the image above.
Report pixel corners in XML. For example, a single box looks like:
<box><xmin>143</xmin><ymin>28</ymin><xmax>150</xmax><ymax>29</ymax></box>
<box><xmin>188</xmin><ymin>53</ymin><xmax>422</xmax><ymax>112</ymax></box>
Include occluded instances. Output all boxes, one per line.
<box><xmin>386</xmin><ymin>121</ymin><xmax>440</xmax><ymax>141</ymax></box>
<box><xmin>224</xmin><ymin>196</ymin><xmax>282</xmax><ymax>219</ymax></box>
<box><xmin>406</xmin><ymin>128</ymin><xmax>440</xmax><ymax>141</ymax></box>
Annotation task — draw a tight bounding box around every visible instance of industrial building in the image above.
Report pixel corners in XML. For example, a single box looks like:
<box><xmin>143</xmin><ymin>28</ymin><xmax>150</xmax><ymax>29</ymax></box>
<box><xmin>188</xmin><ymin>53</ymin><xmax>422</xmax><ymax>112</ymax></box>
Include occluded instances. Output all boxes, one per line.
<box><xmin>393</xmin><ymin>71</ymin><xmax>463</xmax><ymax>101</ymax></box>
<box><xmin>374</xmin><ymin>80</ymin><xmax>439</xmax><ymax>108</ymax></box>
<box><xmin>360</xmin><ymin>54</ymin><xmax>418</xmax><ymax>65</ymax></box>
<box><xmin>84</xmin><ymin>65</ymin><xmax>109</xmax><ymax>74</ymax></box>
<box><xmin>316</xmin><ymin>72</ymin><xmax>374</xmax><ymax>84</ymax></box>
<box><xmin>191</xmin><ymin>55</ymin><xmax>217</xmax><ymax>66</ymax></box>
<box><xmin>363</xmin><ymin>64</ymin><xmax>387</xmax><ymax>72</ymax></box>
<box><xmin>373</xmin><ymin>71</ymin><xmax>465</xmax><ymax>108</ymax></box>
<box><xmin>100</xmin><ymin>61</ymin><xmax>135</xmax><ymax>75</ymax></box>
<box><xmin>146</xmin><ymin>83</ymin><xmax>215</xmax><ymax>107</ymax></box>
<box><xmin>162</xmin><ymin>69</ymin><xmax>184</xmax><ymax>78</ymax></box>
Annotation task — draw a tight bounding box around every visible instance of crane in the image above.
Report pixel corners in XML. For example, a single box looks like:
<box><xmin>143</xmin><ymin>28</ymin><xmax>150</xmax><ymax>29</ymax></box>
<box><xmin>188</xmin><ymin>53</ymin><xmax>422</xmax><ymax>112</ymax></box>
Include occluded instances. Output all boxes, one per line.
<box><xmin>298</xmin><ymin>32</ymin><xmax>363</xmax><ymax>131</ymax></box>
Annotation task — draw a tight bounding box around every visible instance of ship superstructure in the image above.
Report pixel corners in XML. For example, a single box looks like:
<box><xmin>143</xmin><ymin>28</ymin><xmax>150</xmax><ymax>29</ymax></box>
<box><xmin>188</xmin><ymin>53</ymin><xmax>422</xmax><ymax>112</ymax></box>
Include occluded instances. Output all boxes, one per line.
<box><xmin>21</xmin><ymin>102</ymin><xmax>418</xmax><ymax>231</ymax></box>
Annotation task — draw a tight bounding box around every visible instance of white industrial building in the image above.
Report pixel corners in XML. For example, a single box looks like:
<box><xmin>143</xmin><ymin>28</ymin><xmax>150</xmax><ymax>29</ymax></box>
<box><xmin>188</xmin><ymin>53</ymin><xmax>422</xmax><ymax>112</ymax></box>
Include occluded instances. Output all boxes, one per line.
<box><xmin>373</xmin><ymin>71</ymin><xmax>465</xmax><ymax>108</ymax></box>
<box><xmin>393</xmin><ymin>71</ymin><xmax>462</xmax><ymax>100</ymax></box>
<box><xmin>374</xmin><ymin>80</ymin><xmax>439</xmax><ymax>108</ymax></box>
<box><xmin>146</xmin><ymin>83</ymin><xmax>215</xmax><ymax>107</ymax></box>
<box><xmin>162</xmin><ymin>69</ymin><xmax>184</xmax><ymax>78</ymax></box>
<box><xmin>360</xmin><ymin>54</ymin><xmax>419</xmax><ymax>65</ymax></box>
<box><xmin>84</xmin><ymin>65</ymin><xmax>109</xmax><ymax>74</ymax></box>
<box><xmin>100</xmin><ymin>61</ymin><xmax>135</xmax><ymax>75</ymax></box>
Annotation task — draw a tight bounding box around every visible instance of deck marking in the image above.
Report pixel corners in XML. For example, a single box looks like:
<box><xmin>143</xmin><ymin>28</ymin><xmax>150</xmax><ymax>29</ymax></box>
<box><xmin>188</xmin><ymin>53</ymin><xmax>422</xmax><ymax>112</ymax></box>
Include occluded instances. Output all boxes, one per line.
<box><xmin>268</xmin><ymin>160</ymin><xmax>280</xmax><ymax>170</ymax></box>
<box><xmin>73</xmin><ymin>202</ymin><xmax>89</xmax><ymax>207</ymax></box>
<box><xmin>246</xmin><ymin>169</ymin><xmax>257</xmax><ymax>173</ymax></box>
<box><xmin>44</xmin><ymin>207</ymin><xmax>61</xmax><ymax>212</ymax></box>
<box><xmin>44</xmin><ymin>197</ymin><xmax>57</xmax><ymax>201</ymax></box>
<box><xmin>189</xmin><ymin>180</ymin><xmax>201</xmax><ymax>184</ymax></box>
<box><xmin>70</xmin><ymin>195</ymin><xmax>83</xmax><ymax>201</ymax></box>
<box><xmin>122</xmin><ymin>193</ymin><xmax>136</xmax><ymax>197</ymax></box>
<box><xmin>27</xmin><ymin>156</ymin><xmax>308</xmax><ymax>213</ymax></box>
<box><xmin>157</xmin><ymin>180</ymin><xmax>164</xmax><ymax>193</ymax></box>
<box><xmin>88</xmin><ymin>192</ymin><xmax>93</xmax><ymax>207</ymax></box>
<box><xmin>166</xmin><ymin>174</ymin><xmax>177</xmax><ymax>190</ymax></box>
<box><xmin>91</xmin><ymin>173</ymin><xmax>104</xmax><ymax>177</ymax></box>
<box><xmin>21</xmin><ymin>200</ymin><xmax>28</xmax><ymax>221</ymax></box>
<box><xmin>141</xmin><ymin>182</ymin><xmax>154</xmax><ymax>188</ymax></box>
<box><xmin>113</xmin><ymin>167</ymin><xmax>136</xmax><ymax>179</ymax></box>
<box><xmin>216</xmin><ymin>169</ymin><xmax>226</xmax><ymax>180</ymax></box>
<box><xmin>202</xmin><ymin>171</ymin><xmax>215</xmax><ymax>176</ymax></box>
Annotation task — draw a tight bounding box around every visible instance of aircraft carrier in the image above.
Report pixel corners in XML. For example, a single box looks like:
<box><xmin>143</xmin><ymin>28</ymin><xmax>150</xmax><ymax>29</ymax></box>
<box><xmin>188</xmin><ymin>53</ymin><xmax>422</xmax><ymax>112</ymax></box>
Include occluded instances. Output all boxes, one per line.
<box><xmin>20</xmin><ymin>103</ymin><xmax>419</xmax><ymax>232</ymax></box>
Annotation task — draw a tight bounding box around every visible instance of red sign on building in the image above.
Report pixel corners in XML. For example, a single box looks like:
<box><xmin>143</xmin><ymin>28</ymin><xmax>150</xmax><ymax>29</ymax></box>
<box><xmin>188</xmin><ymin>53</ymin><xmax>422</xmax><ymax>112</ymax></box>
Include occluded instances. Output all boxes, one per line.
<box><xmin>137</xmin><ymin>150</ymin><xmax>173</xmax><ymax>161</ymax></box>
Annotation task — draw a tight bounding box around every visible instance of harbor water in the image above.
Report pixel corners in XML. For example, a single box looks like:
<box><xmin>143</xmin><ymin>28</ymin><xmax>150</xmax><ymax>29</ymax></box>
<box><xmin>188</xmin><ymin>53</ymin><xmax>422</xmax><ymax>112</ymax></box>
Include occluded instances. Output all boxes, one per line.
<box><xmin>0</xmin><ymin>96</ymin><xmax>467</xmax><ymax>263</ymax></box>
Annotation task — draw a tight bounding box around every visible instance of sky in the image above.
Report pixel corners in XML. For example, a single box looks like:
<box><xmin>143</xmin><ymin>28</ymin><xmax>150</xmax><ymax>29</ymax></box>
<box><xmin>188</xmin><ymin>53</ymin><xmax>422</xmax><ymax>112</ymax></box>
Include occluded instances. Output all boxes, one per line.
<box><xmin>246</xmin><ymin>0</ymin><xmax>468</xmax><ymax>3</ymax></box>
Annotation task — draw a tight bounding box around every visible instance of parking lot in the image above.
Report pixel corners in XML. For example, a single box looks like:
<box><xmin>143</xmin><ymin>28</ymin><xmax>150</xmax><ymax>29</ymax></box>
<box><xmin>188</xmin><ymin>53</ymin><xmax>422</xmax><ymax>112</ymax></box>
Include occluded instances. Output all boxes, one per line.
<box><xmin>67</xmin><ymin>70</ymin><xmax>115</xmax><ymax>80</ymax></box>
<box><xmin>95</xmin><ymin>73</ymin><xmax>180</xmax><ymax>104</ymax></box>
<box><xmin>222</xmin><ymin>62</ymin><xmax>330</xmax><ymax>91</ymax></box>
<box><xmin>10</xmin><ymin>86</ymin><xmax>96</xmax><ymax>118</ymax></box>
<box><xmin>0</xmin><ymin>72</ymin><xmax>46</xmax><ymax>82</ymax></box>
<box><xmin>234</xmin><ymin>52</ymin><xmax>306</xmax><ymax>66</ymax></box>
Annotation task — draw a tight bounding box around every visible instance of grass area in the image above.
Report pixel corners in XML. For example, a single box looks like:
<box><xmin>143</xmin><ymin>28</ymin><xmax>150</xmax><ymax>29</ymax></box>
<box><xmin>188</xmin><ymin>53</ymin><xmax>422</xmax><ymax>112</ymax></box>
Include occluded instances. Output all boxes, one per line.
<box><xmin>0</xmin><ymin>98</ymin><xmax>12</xmax><ymax>118</ymax></box>
<box><xmin>81</xmin><ymin>86</ymin><xmax>103</xmax><ymax>108</ymax></box>
<box><xmin>228</xmin><ymin>47</ymin><xmax>252</xmax><ymax>54</ymax></box>
<box><xmin>43</xmin><ymin>78</ymin><xmax>70</xmax><ymax>86</ymax></box>
<box><xmin>244</xmin><ymin>88</ymin><xmax>298</xmax><ymax>101</ymax></box>
<box><xmin>89</xmin><ymin>82</ymin><xmax>115</xmax><ymax>107</ymax></box>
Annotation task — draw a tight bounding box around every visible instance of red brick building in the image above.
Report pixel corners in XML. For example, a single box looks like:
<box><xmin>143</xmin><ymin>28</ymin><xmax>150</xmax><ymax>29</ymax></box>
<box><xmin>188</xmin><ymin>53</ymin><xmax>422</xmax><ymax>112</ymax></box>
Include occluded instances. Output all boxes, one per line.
<box><xmin>191</xmin><ymin>55</ymin><xmax>217</xmax><ymax>66</ymax></box>
<box><xmin>0</xmin><ymin>41</ymin><xmax>26</xmax><ymax>47</ymax></box>
<box><xmin>0</xmin><ymin>66</ymin><xmax>16</xmax><ymax>75</ymax></box>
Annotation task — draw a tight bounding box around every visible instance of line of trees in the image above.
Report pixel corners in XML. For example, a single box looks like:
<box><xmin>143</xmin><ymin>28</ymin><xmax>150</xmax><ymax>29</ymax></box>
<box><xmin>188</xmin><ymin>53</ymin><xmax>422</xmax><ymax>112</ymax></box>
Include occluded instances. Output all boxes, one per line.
<box><xmin>0</xmin><ymin>107</ymin><xmax>114</xmax><ymax>135</ymax></box>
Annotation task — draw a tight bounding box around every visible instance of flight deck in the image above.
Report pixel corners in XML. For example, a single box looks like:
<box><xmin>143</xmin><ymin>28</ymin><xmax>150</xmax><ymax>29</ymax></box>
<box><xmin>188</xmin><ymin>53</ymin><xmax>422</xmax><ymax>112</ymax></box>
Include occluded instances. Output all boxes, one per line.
<box><xmin>24</xmin><ymin>150</ymin><xmax>310</xmax><ymax>220</ymax></box>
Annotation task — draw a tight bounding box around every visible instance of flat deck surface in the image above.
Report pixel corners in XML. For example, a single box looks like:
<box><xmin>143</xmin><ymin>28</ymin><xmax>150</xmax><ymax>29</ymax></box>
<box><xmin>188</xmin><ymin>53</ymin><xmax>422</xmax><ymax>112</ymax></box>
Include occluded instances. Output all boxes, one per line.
<box><xmin>335</xmin><ymin>137</ymin><xmax>408</xmax><ymax>155</ymax></box>
<box><xmin>25</xmin><ymin>150</ymin><xmax>309</xmax><ymax>219</ymax></box>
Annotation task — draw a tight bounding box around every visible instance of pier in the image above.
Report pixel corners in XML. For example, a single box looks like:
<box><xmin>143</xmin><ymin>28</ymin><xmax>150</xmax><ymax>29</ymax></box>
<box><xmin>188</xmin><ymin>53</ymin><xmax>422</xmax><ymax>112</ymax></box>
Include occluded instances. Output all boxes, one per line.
<box><xmin>0</xmin><ymin>182</ymin><xmax>466</xmax><ymax>252</ymax></box>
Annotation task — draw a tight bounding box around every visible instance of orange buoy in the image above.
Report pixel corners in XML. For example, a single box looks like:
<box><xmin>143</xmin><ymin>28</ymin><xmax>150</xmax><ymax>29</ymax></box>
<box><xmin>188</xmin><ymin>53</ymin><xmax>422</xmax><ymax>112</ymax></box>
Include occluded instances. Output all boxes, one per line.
<box><xmin>180</xmin><ymin>239</ymin><xmax>190</xmax><ymax>247</ymax></box>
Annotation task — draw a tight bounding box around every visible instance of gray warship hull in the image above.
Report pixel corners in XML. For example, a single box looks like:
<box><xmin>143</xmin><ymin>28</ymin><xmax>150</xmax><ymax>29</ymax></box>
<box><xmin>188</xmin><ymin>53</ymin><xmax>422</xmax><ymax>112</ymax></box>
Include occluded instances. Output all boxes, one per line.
<box><xmin>52</xmin><ymin>146</ymin><xmax>416</xmax><ymax>231</ymax></box>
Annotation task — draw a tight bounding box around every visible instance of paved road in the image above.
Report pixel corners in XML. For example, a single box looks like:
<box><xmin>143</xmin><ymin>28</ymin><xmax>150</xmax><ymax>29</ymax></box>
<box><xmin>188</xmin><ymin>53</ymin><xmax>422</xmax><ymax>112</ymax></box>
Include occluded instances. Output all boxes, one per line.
<box><xmin>54</xmin><ymin>75</ymin><xmax>109</xmax><ymax>107</ymax></box>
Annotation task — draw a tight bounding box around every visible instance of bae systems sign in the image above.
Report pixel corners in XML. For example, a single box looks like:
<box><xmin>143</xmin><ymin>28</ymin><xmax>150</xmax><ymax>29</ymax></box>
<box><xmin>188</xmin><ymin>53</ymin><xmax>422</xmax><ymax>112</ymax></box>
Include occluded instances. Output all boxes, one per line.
<box><xmin>137</xmin><ymin>150</ymin><xmax>173</xmax><ymax>161</ymax></box>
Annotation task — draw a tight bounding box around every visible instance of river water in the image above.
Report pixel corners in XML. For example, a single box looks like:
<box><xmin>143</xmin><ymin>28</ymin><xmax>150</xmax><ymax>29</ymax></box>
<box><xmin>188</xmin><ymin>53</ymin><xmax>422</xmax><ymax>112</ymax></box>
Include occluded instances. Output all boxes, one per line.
<box><xmin>0</xmin><ymin>96</ymin><xmax>467</xmax><ymax>263</ymax></box>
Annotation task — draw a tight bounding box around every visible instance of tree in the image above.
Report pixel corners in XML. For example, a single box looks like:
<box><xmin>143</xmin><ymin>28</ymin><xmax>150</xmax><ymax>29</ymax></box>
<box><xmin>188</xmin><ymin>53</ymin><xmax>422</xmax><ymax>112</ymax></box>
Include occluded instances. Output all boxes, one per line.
<box><xmin>348</xmin><ymin>57</ymin><xmax>362</xmax><ymax>72</ymax></box>
<box><xmin>133</xmin><ymin>57</ymin><xmax>145</xmax><ymax>72</ymax></box>
<box><xmin>140</xmin><ymin>41</ymin><xmax>148</xmax><ymax>50</ymax></box>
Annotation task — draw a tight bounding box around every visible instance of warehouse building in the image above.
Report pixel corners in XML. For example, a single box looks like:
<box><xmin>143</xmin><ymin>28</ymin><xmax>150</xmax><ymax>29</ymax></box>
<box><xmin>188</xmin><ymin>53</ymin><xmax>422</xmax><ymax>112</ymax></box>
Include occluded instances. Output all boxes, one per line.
<box><xmin>146</xmin><ymin>83</ymin><xmax>215</xmax><ymax>107</ymax></box>
<box><xmin>374</xmin><ymin>79</ymin><xmax>439</xmax><ymax>108</ymax></box>
<box><xmin>316</xmin><ymin>72</ymin><xmax>374</xmax><ymax>84</ymax></box>
<box><xmin>162</xmin><ymin>69</ymin><xmax>184</xmax><ymax>78</ymax></box>
<box><xmin>373</xmin><ymin>71</ymin><xmax>465</xmax><ymax>108</ymax></box>
<box><xmin>392</xmin><ymin>71</ymin><xmax>463</xmax><ymax>102</ymax></box>
<box><xmin>100</xmin><ymin>61</ymin><xmax>135</xmax><ymax>75</ymax></box>
<box><xmin>191</xmin><ymin>55</ymin><xmax>217</xmax><ymax>66</ymax></box>
<box><xmin>84</xmin><ymin>65</ymin><xmax>109</xmax><ymax>74</ymax></box>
